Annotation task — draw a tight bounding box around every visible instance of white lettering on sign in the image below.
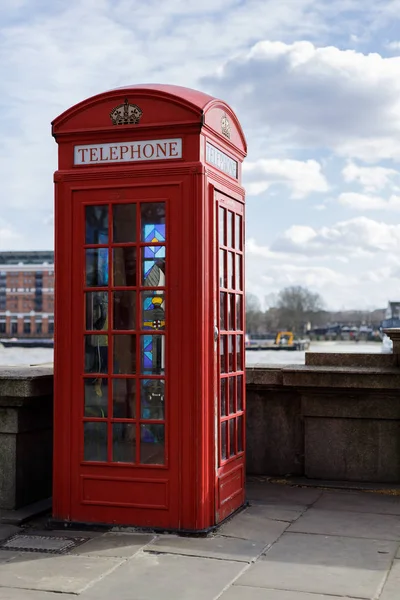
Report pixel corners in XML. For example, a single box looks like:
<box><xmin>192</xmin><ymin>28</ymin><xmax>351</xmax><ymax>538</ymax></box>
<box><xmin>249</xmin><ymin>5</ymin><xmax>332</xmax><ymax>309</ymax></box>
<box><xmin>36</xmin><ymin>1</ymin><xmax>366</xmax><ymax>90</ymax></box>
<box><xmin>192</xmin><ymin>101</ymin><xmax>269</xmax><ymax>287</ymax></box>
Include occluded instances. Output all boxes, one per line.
<box><xmin>74</xmin><ymin>138</ymin><xmax>182</xmax><ymax>165</ymax></box>
<box><xmin>206</xmin><ymin>142</ymin><xmax>238</xmax><ymax>179</ymax></box>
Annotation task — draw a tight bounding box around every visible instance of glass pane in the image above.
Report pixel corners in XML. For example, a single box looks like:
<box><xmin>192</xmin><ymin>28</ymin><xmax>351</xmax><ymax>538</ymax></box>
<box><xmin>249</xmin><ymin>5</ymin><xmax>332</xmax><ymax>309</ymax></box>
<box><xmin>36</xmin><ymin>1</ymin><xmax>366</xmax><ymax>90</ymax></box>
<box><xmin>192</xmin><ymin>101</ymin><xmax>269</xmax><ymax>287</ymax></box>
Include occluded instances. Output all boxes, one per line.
<box><xmin>228</xmin><ymin>335</ymin><xmax>234</xmax><ymax>372</ymax></box>
<box><xmin>113</xmin><ymin>334</ymin><xmax>136</xmax><ymax>374</ymax></box>
<box><xmin>220</xmin><ymin>335</ymin><xmax>227</xmax><ymax>374</ymax></box>
<box><xmin>113</xmin><ymin>291</ymin><xmax>136</xmax><ymax>330</ymax></box>
<box><xmin>227</xmin><ymin>211</ymin><xmax>234</xmax><ymax>248</ymax></box>
<box><xmin>219</xmin><ymin>207</ymin><xmax>225</xmax><ymax>246</ymax></box>
<box><xmin>237</xmin><ymin>374</ymin><xmax>243</xmax><ymax>411</ymax></box>
<box><xmin>142</xmin><ymin>246</ymin><xmax>166</xmax><ymax>286</ymax></box>
<box><xmin>85</xmin><ymin>291</ymin><xmax>108</xmax><ymax>331</ymax></box>
<box><xmin>229</xmin><ymin>419</ymin><xmax>235</xmax><ymax>456</ymax></box>
<box><xmin>220</xmin><ymin>378</ymin><xmax>227</xmax><ymax>417</ymax></box>
<box><xmin>141</xmin><ymin>335</ymin><xmax>165</xmax><ymax>374</ymax></box>
<box><xmin>228</xmin><ymin>252</ymin><xmax>234</xmax><ymax>289</ymax></box>
<box><xmin>84</xmin><ymin>379</ymin><xmax>108</xmax><ymax>417</ymax></box>
<box><xmin>229</xmin><ymin>377</ymin><xmax>235</xmax><ymax>414</ymax></box>
<box><xmin>113</xmin><ymin>204</ymin><xmax>136</xmax><ymax>243</ymax></box>
<box><xmin>236</xmin><ymin>335</ymin><xmax>243</xmax><ymax>371</ymax></box>
<box><xmin>220</xmin><ymin>292</ymin><xmax>226</xmax><ymax>330</ymax></box>
<box><xmin>141</xmin><ymin>379</ymin><xmax>165</xmax><ymax>419</ymax></box>
<box><xmin>235</xmin><ymin>214</ymin><xmax>241</xmax><ymax>250</ymax></box>
<box><xmin>237</xmin><ymin>415</ymin><xmax>243</xmax><ymax>452</ymax></box>
<box><xmin>221</xmin><ymin>421</ymin><xmax>227</xmax><ymax>461</ymax></box>
<box><xmin>112</xmin><ymin>423</ymin><xmax>136</xmax><ymax>463</ymax></box>
<box><xmin>84</xmin><ymin>422</ymin><xmax>107</xmax><ymax>462</ymax></box>
<box><xmin>113</xmin><ymin>247</ymin><xmax>137</xmax><ymax>287</ymax></box>
<box><xmin>236</xmin><ymin>295</ymin><xmax>243</xmax><ymax>330</ymax></box>
<box><xmin>228</xmin><ymin>294</ymin><xmax>235</xmax><ymax>330</ymax></box>
<box><xmin>86</xmin><ymin>249</ymin><xmax>109</xmax><ymax>287</ymax></box>
<box><xmin>140</xmin><ymin>424</ymin><xmax>165</xmax><ymax>464</ymax></box>
<box><xmin>86</xmin><ymin>205</ymin><xmax>108</xmax><ymax>244</ymax></box>
<box><xmin>219</xmin><ymin>250</ymin><xmax>226</xmax><ymax>288</ymax></box>
<box><xmin>113</xmin><ymin>378</ymin><xmax>136</xmax><ymax>418</ymax></box>
<box><xmin>141</xmin><ymin>203</ymin><xmax>166</xmax><ymax>242</ymax></box>
<box><xmin>142</xmin><ymin>291</ymin><xmax>165</xmax><ymax>331</ymax></box>
<box><xmin>85</xmin><ymin>335</ymin><xmax>108</xmax><ymax>373</ymax></box>
<box><xmin>236</xmin><ymin>254</ymin><xmax>242</xmax><ymax>290</ymax></box>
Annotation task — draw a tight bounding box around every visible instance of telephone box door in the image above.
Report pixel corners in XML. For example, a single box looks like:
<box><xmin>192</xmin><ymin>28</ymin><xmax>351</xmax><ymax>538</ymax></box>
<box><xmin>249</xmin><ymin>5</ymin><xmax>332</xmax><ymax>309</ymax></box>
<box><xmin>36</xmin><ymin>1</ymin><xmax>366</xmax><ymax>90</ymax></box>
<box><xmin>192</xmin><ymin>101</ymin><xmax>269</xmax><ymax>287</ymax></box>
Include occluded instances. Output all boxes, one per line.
<box><xmin>215</xmin><ymin>190</ymin><xmax>246</xmax><ymax>523</ymax></box>
<box><xmin>69</xmin><ymin>183</ymin><xmax>181</xmax><ymax>528</ymax></box>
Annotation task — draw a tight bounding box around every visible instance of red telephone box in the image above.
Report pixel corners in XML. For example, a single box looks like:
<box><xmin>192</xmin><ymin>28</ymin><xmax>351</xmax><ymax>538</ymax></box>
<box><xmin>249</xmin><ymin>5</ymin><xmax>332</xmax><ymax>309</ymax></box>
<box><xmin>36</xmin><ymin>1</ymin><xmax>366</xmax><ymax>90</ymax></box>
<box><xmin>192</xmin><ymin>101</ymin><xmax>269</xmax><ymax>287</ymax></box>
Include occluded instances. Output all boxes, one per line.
<box><xmin>52</xmin><ymin>84</ymin><xmax>247</xmax><ymax>531</ymax></box>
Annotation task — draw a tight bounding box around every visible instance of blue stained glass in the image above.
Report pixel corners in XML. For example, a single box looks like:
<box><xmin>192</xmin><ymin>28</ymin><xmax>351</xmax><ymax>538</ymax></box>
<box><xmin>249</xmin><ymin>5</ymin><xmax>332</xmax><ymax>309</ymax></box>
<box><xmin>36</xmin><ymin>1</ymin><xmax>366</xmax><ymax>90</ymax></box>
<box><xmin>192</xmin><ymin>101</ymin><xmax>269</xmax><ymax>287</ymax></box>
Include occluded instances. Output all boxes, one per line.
<box><xmin>144</xmin><ymin>224</ymin><xmax>165</xmax><ymax>243</ymax></box>
<box><xmin>143</xmin><ymin>335</ymin><xmax>153</xmax><ymax>369</ymax></box>
<box><xmin>144</xmin><ymin>246</ymin><xmax>165</xmax><ymax>258</ymax></box>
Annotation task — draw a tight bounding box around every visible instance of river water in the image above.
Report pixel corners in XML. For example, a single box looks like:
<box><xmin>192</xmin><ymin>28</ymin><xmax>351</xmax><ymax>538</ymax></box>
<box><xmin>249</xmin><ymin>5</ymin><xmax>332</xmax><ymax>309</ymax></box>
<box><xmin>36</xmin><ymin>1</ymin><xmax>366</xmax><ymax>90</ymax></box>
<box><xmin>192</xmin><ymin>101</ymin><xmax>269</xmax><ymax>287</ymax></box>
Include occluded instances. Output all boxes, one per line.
<box><xmin>0</xmin><ymin>341</ymin><xmax>384</xmax><ymax>367</ymax></box>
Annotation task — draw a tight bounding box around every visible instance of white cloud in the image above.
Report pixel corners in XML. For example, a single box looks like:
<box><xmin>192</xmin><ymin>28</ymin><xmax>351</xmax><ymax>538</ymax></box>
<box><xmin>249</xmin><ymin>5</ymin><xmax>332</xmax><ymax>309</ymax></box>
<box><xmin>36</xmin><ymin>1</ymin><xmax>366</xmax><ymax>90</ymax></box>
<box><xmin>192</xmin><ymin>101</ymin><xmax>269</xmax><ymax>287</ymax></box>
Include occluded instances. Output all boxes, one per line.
<box><xmin>243</xmin><ymin>158</ymin><xmax>329</xmax><ymax>198</ymax></box>
<box><xmin>339</xmin><ymin>192</ymin><xmax>400</xmax><ymax>211</ymax></box>
<box><xmin>342</xmin><ymin>161</ymin><xmax>400</xmax><ymax>192</ymax></box>
<box><xmin>0</xmin><ymin>220</ymin><xmax>22</xmax><ymax>250</ymax></box>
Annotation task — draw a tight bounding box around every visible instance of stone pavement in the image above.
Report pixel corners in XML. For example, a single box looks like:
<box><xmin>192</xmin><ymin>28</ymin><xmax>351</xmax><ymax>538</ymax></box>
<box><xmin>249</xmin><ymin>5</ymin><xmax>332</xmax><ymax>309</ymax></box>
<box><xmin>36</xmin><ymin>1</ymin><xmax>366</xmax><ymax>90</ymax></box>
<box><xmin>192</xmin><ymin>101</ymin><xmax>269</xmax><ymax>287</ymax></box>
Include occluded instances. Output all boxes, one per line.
<box><xmin>0</xmin><ymin>482</ymin><xmax>399</xmax><ymax>599</ymax></box>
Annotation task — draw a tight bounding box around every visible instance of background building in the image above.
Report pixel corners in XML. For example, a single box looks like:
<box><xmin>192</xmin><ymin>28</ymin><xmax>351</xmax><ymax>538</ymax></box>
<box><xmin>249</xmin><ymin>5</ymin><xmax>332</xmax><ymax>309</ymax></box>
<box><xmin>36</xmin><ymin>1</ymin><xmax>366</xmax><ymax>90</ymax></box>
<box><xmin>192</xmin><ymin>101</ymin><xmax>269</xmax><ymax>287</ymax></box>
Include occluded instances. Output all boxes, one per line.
<box><xmin>0</xmin><ymin>251</ymin><xmax>54</xmax><ymax>338</ymax></box>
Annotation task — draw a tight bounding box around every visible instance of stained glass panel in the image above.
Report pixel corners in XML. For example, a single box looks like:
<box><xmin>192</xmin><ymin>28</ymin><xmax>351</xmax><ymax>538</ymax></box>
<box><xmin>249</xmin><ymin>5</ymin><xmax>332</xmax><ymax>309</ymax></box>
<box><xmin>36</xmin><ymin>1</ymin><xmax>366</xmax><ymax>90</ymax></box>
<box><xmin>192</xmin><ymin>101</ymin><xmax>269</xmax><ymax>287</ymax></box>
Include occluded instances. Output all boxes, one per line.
<box><xmin>142</xmin><ymin>246</ymin><xmax>166</xmax><ymax>287</ymax></box>
<box><xmin>113</xmin><ymin>247</ymin><xmax>137</xmax><ymax>286</ymax></box>
<box><xmin>85</xmin><ymin>205</ymin><xmax>108</xmax><ymax>244</ymax></box>
<box><xmin>141</xmin><ymin>379</ymin><xmax>165</xmax><ymax>420</ymax></box>
<box><xmin>141</xmin><ymin>203</ymin><xmax>166</xmax><ymax>242</ymax></box>
<box><xmin>86</xmin><ymin>249</ymin><xmax>109</xmax><ymax>287</ymax></box>
<box><xmin>141</xmin><ymin>291</ymin><xmax>165</xmax><ymax>331</ymax></box>
<box><xmin>113</xmin><ymin>204</ymin><xmax>136</xmax><ymax>243</ymax></box>
<box><xmin>140</xmin><ymin>334</ymin><xmax>165</xmax><ymax>374</ymax></box>
<box><xmin>140</xmin><ymin>424</ymin><xmax>165</xmax><ymax>464</ymax></box>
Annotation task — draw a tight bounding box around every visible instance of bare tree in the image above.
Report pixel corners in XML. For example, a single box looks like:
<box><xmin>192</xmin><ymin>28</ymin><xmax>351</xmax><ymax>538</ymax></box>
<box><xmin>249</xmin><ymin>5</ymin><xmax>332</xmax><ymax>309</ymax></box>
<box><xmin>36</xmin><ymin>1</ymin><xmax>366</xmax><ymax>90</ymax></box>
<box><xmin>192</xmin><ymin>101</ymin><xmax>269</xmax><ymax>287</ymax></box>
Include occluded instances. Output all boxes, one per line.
<box><xmin>276</xmin><ymin>286</ymin><xmax>324</xmax><ymax>334</ymax></box>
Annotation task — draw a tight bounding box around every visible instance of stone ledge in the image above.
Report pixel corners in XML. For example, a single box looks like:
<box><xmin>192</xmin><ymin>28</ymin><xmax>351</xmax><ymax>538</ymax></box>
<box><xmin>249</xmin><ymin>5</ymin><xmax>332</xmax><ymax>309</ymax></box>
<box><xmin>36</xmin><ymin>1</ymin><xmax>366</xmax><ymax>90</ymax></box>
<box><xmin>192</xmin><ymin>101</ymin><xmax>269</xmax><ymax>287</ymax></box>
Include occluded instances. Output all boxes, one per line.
<box><xmin>0</xmin><ymin>366</ymin><xmax>53</xmax><ymax>399</ymax></box>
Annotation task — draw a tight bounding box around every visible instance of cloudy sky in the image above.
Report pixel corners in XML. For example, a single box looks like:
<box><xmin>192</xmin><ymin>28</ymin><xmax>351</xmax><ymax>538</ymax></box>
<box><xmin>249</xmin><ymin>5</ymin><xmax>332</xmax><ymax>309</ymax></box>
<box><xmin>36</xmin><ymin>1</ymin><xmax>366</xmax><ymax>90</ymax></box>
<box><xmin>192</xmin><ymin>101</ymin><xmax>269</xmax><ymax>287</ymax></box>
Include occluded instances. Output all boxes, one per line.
<box><xmin>2</xmin><ymin>0</ymin><xmax>400</xmax><ymax>310</ymax></box>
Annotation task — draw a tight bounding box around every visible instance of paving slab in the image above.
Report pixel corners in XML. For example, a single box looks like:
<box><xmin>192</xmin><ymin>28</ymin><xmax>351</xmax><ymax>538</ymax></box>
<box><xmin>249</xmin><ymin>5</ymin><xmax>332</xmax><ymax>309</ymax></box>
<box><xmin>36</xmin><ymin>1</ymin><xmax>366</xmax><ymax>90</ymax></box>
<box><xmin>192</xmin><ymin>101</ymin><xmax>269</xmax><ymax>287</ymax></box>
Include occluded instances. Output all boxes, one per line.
<box><xmin>0</xmin><ymin>550</ymin><xmax>19</xmax><ymax>564</ymax></box>
<box><xmin>70</xmin><ymin>532</ymin><xmax>155</xmax><ymax>557</ymax></box>
<box><xmin>145</xmin><ymin>533</ymin><xmax>265</xmax><ymax>562</ymax></box>
<box><xmin>219</xmin><ymin>507</ymin><xmax>289</xmax><ymax>544</ymax></box>
<box><xmin>288</xmin><ymin>508</ymin><xmax>400</xmax><ymax>540</ymax></box>
<box><xmin>380</xmin><ymin>558</ymin><xmax>400</xmax><ymax>600</ymax></box>
<box><xmin>0</xmin><ymin>553</ymin><xmax>124</xmax><ymax>594</ymax></box>
<box><xmin>0</xmin><ymin>589</ymin><xmax>74</xmax><ymax>599</ymax></box>
<box><xmin>313</xmin><ymin>491</ymin><xmax>400</xmax><ymax>515</ymax></box>
<box><xmin>220</xmin><ymin>587</ymin><xmax>357</xmax><ymax>600</ymax></box>
<box><xmin>245</xmin><ymin>506</ymin><xmax>303</xmax><ymax>523</ymax></box>
<box><xmin>83</xmin><ymin>551</ymin><xmax>244</xmax><ymax>600</ymax></box>
<box><xmin>247</xmin><ymin>483</ymin><xmax>322</xmax><ymax>510</ymax></box>
<box><xmin>0</xmin><ymin>525</ymin><xmax>19</xmax><ymax>542</ymax></box>
<box><xmin>236</xmin><ymin>532</ymin><xmax>397</xmax><ymax>599</ymax></box>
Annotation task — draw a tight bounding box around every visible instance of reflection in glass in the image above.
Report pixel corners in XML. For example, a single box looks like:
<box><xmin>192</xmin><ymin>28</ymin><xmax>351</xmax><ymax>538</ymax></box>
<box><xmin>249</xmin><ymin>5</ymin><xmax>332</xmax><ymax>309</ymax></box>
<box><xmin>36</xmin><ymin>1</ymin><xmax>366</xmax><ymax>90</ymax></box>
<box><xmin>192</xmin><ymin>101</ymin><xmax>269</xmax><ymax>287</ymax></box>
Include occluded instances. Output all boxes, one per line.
<box><xmin>228</xmin><ymin>294</ymin><xmax>235</xmax><ymax>330</ymax></box>
<box><xmin>236</xmin><ymin>295</ymin><xmax>243</xmax><ymax>330</ymax></box>
<box><xmin>86</xmin><ymin>249</ymin><xmax>109</xmax><ymax>287</ymax></box>
<box><xmin>220</xmin><ymin>378</ymin><xmax>227</xmax><ymax>417</ymax></box>
<box><xmin>227</xmin><ymin>211</ymin><xmax>234</xmax><ymax>248</ymax></box>
<box><xmin>84</xmin><ymin>422</ymin><xmax>107</xmax><ymax>462</ymax></box>
<box><xmin>113</xmin><ymin>378</ymin><xmax>136</xmax><ymax>418</ymax></box>
<box><xmin>84</xmin><ymin>379</ymin><xmax>108</xmax><ymax>417</ymax></box>
<box><xmin>113</xmin><ymin>247</ymin><xmax>137</xmax><ymax>286</ymax></box>
<box><xmin>141</xmin><ymin>379</ymin><xmax>165</xmax><ymax>419</ymax></box>
<box><xmin>84</xmin><ymin>335</ymin><xmax>108</xmax><ymax>374</ymax></box>
<box><xmin>113</xmin><ymin>204</ymin><xmax>136</xmax><ymax>243</ymax></box>
<box><xmin>237</xmin><ymin>415</ymin><xmax>243</xmax><ymax>452</ymax></box>
<box><xmin>85</xmin><ymin>205</ymin><xmax>108</xmax><ymax>244</ymax></box>
<box><xmin>113</xmin><ymin>335</ymin><xmax>136</xmax><ymax>374</ymax></box>
<box><xmin>228</xmin><ymin>252</ymin><xmax>234</xmax><ymax>289</ymax></box>
<box><xmin>112</xmin><ymin>423</ymin><xmax>136</xmax><ymax>463</ymax></box>
<box><xmin>141</xmin><ymin>203</ymin><xmax>166</xmax><ymax>242</ymax></box>
<box><xmin>220</xmin><ymin>293</ymin><xmax>226</xmax><ymax>330</ymax></box>
<box><xmin>141</xmin><ymin>335</ymin><xmax>164</xmax><ymax>374</ymax></box>
<box><xmin>221</xmin><ymin>421</ymin><xmax>227</xmax><ymax>460</ymax></box>
<box><xmin>142</xmin><ymin>246</ymin><xmax>166</xmax><ymax>287</ymax></box>
<box><xmin>113</xmin><ymin>291</ymin><xmax>136</xmax><ymax>330</ymax></box>
<box><xmin>142</xmin><ymin>291</ymin><xmax>165</xmax><ymax>330</ymax></box>
<box><xmin>235</xmin><ymin>214</ymin><xmax>241</xmax><ymax>250</ymax></box>
<box><xmin>219</xmin><ymin>250</ymin><xmax>226</xmax><ymax>288</ymax></box>
<box><xmin>236</xmin><ymin>254</ymin><xmax>242</xmax><ymax>290</ymax></box>
<box><xmin>219</xmin><ymin>207</ymin><xmax>225</xmax><ymax>246</ymax></box>
<box><xmin>230</xmin><ymin>419</ymin><xmax>235</xmax><ymax>456</ymax></box>
<box><xmin>220</xmin><ymin>335</ymin><xmax>226</xmax><ymax>373</ymax></box>
<box><xmin>228</xmin><ymin>335</ymin><xmax>234</xmax><ymax>372</ymax></box>
<box><xmin>237</xmin><ymin>375</ymin><xmax>243</xmax><ymax>411</ymax></box>
<box><xmin>236</xmin><ymin>336</ymin><xmax>243</xmax><ymax>371</ymax></box>
<box><xmin>140</xmin><ymin>424</ymin><xmax>165</xmax><ymax>464</ymax></box>
<box><xmin>229</xmin><ymin>377</ymin><xmax>235</xmax><ymax>414</ymax></box>
<box><xmin>86</xmin><ymin>292</ymin><xmax>108</xmax><ymax>331</ymax></box>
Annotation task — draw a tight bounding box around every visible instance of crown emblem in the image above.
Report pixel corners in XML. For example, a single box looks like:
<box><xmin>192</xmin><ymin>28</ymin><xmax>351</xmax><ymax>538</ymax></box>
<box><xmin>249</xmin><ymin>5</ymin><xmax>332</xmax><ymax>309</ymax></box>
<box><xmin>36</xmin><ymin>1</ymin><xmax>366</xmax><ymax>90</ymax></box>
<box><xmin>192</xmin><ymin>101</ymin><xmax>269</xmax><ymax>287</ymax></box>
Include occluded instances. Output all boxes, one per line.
<box><xmin>110</xmin><ymin>99</ymin><xmax>142</xmax><ymax>125</ymax></box>
<box><xmin>221</xmin><ymin>114</ymin><xmax>231</xmax><ymax>139</ymax></box>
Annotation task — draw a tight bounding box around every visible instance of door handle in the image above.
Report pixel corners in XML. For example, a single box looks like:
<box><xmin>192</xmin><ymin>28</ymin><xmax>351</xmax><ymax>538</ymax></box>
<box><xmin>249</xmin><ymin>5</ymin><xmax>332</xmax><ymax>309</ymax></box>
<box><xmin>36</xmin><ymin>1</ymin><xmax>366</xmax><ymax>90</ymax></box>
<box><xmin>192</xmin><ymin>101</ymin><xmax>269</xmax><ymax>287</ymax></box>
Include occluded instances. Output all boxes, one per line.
<box><xmin>214</xmin><ymin>326</ymin><xmax>219</xmax><ymax>342</ymax></box>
